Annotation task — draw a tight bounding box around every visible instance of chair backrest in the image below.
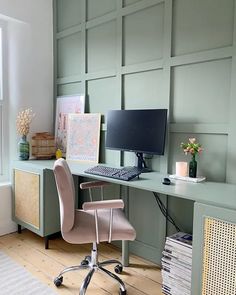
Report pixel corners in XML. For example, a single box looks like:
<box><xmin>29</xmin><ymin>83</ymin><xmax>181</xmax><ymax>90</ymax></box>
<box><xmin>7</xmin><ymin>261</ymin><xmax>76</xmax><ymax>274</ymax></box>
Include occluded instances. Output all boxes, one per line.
<box><xmin>53</xmin><ymin>158</ymin><xmax>75</xmax><ymax>233</ymax></box>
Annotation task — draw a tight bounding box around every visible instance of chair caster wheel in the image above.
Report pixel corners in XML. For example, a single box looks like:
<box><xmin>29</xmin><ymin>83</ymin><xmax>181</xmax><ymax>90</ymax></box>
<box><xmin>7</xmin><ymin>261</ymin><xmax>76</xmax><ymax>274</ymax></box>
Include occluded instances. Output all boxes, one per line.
<box><xmin>85</xmin><ymin>255</ymin><xmax>91</xmax><ymax>261</ymax></box>
<box><xmin>81</xmin><ymin>259</ymin><xmax>89</xmax><ymax>265</ymax></box>
<box><xmin>119</xmin><ymin>289</ymin><xmax>127</xmax><ymax>295</ymax></box>
<box><xmin>114</xmin><ymin>264</ymin><xmax>123</xmax><ymax>274</ymax></box>
<box><xmin>54</xmin><ymin>276</ymin><xmax>63</xmax><ymax>287</ymax></box>
<box><xmin>81</xmin><ymin>255</ymin><xmax>91</xmax><ymax>265</ymax></box>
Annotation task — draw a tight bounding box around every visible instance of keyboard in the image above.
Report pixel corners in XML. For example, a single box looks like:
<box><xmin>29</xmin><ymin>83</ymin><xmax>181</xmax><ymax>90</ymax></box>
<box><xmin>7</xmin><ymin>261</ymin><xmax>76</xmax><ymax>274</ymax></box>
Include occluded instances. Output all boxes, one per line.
<box><xmin>84</xmin><ymin>165</ymin><xmax>142</xmax><ymax>181</ymax></box>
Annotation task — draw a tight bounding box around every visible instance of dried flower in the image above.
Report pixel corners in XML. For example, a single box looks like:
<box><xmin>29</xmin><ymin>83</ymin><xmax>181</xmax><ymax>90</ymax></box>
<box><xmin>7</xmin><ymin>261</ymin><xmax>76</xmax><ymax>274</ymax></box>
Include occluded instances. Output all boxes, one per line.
<box><xmin>16</xmin><ymin>108</ymin><xmax>35</xmax><ymax>136</ymax></box>
<box><xmin>180</xmin><ymin>138</ymin><xmax>203</xmax><ymax>157</ymax></box>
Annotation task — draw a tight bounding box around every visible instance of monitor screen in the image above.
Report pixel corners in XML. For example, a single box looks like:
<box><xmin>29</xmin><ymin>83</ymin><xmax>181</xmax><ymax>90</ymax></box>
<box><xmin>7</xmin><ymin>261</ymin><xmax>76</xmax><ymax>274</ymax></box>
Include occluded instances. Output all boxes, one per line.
<box><xmin>106</xmin><ymin>109</ymin><xmax>167</xmax><ymax>156</ymax></box>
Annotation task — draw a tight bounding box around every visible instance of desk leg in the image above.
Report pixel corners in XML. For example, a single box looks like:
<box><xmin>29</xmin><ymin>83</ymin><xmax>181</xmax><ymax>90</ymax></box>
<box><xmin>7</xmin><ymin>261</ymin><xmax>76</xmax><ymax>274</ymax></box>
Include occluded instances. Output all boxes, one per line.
<box><xmin>122</xmin><ymin>240</ymin><xmax>129</xmax><ymax>267</ymax></box>
<box><xmin>122</xmin><ymin>186</ymin><xmax>130</xmax><ymax>267</ymax></box>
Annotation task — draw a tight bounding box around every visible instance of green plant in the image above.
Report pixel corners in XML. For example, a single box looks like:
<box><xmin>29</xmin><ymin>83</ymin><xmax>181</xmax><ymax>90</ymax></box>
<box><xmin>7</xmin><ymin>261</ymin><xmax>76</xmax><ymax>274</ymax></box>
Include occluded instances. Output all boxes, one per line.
<box><xmin>180</xmin><ymin>138</ymin><xmax>203</xmax><ymax>156</ymax></box>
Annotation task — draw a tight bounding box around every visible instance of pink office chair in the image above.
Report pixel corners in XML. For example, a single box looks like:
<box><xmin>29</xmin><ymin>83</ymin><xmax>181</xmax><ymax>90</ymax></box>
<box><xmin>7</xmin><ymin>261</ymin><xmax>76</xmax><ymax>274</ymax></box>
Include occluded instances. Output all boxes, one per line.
<box><xmin>53</xmin><ymin>158</ymin><xmax>136</xmax><ymax>295</ymax></box>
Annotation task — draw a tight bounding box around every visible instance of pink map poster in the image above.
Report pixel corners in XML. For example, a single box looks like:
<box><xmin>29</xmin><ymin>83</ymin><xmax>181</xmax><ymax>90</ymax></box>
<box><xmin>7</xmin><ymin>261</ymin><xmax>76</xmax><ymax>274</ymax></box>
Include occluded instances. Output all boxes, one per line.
<box><xmin>55</xmin><ymin>94</ymin><xmax>85</xmax><ymax>156</ymax></box>
<box><xmin>66</xmin><ymin>113</ymin><xmax>101</xmax><ymax>163</ymax></box>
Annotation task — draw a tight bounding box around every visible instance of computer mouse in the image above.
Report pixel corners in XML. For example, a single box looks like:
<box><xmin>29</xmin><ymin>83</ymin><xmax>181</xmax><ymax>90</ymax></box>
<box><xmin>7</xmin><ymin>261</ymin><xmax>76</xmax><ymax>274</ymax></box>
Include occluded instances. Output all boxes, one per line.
<box><xmin>162</xmin><ymin>177</ymin><xmax>171</xmax><ymax>185</ymax></box>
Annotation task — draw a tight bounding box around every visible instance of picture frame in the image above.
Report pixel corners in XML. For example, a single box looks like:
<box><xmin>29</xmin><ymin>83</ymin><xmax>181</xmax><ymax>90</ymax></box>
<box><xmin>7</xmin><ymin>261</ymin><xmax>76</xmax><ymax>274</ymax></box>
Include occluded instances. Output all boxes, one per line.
<box><xmin>55</xmin><ymin>94</ymin><xmax>85</xmax><ymax>156</ymax></box>
<box><xmin>66</xmin><ymin>113</ymin><xmax>101</xmax><ymax>163</ymax></box>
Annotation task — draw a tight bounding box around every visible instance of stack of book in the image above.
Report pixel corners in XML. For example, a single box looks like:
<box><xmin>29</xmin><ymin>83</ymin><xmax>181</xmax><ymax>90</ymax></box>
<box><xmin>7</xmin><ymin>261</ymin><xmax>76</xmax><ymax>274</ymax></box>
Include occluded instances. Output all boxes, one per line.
<box><xmin>161</xmin><ymin>232</ymin><xmax>192</xmax><ymax>295</ymax></box>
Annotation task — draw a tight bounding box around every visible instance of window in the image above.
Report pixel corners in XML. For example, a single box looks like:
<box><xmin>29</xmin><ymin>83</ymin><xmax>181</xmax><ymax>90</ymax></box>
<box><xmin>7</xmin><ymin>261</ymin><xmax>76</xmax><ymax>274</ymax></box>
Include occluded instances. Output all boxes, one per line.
<box><xmin>0</xmin><ymin>21</ymin><xmax>8</xmax><ymax>181</ymax></box>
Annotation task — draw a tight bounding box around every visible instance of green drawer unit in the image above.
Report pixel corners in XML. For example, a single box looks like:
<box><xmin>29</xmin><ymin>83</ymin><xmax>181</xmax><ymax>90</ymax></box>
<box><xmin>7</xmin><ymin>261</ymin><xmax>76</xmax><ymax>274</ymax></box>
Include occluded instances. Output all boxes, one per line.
<box><xmin>12</xmin><ymin>160</ymin><xmax>78</xmax><ymax>249</ymax></box>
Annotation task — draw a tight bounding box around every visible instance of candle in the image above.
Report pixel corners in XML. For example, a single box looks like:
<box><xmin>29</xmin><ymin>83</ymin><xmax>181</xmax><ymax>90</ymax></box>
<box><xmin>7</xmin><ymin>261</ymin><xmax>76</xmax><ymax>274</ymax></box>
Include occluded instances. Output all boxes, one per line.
<box><xmin>176</xmin><ymin>162</ymin><xmax>188</xmax><ymax>177</ymax></box>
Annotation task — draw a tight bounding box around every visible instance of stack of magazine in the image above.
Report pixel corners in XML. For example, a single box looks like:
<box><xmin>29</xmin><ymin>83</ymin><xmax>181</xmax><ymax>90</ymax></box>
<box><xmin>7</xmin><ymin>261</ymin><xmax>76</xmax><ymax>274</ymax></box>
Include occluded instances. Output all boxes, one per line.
<box><xmin>161</xmin><ymin>232</ymin><xmax>192</xmax><ymax>295</ymax></box>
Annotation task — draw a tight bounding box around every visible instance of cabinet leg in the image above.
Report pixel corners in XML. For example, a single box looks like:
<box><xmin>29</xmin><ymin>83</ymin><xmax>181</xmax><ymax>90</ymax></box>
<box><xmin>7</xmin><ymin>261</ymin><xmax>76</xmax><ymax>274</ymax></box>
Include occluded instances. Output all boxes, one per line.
<box><xmin>18</xmin><ymin>225</ymin><xmax>22</xmax><ymax>234</ymax></box>
<box><xmin>45</xmin><ymin>236</ymin><xmax>49</xmax><ymax>249</ymax></box>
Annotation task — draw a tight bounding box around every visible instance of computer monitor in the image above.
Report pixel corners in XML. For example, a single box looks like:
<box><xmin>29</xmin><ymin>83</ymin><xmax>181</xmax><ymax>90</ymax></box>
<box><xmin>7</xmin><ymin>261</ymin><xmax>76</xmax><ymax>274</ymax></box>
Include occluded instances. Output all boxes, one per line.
<box><xmin>106</xmin><ymin>109</ymin><xmax>167</xmax><ymax>171</ymax></box>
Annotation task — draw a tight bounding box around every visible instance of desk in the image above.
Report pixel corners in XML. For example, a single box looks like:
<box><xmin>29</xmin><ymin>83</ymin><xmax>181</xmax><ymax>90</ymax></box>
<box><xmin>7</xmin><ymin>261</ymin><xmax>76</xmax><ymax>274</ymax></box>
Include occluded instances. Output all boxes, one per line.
<box><xmin>12</xmin><ymin>160</ymin><xmax>236</xmax><ymax>295</ymax></box>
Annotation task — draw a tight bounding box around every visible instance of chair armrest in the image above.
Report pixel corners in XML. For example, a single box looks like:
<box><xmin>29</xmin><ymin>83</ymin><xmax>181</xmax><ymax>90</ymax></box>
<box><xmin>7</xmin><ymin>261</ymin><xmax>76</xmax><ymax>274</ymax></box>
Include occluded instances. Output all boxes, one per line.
<box><xmin>80</xmin><ymin>181</ymin><xmax>110</xmax><ymax>190</ymax></box>
<box><xmin>83</xmin><ymin>199</ymin><xmax>124</xmax><ymax>244</ymax></box>
<box><xmin>83</xmin><ymin>199</ymin><xmax>124</xmax><ymax>211</ymax></box>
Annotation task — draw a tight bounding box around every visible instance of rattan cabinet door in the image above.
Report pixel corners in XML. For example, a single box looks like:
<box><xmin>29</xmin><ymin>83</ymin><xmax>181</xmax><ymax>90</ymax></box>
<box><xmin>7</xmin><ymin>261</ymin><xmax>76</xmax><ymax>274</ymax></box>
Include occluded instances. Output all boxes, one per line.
<box><xmin>14</xmin><ymin>169</ymin><xmax>40</xmax><ymax>229</ymax></box>
<box><xmin>202</xmin><ymin>217</ymin><xmax>236</xmax><ymax>295</ymax></box>
<box><xmin>192</xmin><ymin>202</ymin><xmax>236</xmax><ymax>295</ymax></box>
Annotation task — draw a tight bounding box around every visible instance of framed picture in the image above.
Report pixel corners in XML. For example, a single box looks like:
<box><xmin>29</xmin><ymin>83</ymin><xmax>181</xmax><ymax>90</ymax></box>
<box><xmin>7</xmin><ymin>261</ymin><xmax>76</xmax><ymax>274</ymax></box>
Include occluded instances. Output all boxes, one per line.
<box><xmin>55</xmin><ymin>94</ymin><xmax>85</xmax><ymax>155</ymax></box>
<box><xmin>66</xmin><ymin>113</ymin><xmax>101</xmax><ymax>163</ymax></box>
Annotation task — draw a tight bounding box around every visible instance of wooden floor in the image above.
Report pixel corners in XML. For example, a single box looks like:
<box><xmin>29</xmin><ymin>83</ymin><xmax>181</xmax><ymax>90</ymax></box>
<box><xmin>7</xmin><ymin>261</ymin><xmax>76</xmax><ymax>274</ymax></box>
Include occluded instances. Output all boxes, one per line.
<box><xmin>0</xmin><ymin>230</ymin><xmax>163</xmax><ymax>295</ymax></box>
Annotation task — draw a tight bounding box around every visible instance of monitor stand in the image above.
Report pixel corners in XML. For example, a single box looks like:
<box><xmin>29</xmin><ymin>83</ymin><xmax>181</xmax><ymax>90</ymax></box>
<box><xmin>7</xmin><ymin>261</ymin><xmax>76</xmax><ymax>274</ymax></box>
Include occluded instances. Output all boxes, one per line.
<box><xmin>135</xmin><ymin>152</ymin><xmax>152</xmax><ymax>173</ymax></box>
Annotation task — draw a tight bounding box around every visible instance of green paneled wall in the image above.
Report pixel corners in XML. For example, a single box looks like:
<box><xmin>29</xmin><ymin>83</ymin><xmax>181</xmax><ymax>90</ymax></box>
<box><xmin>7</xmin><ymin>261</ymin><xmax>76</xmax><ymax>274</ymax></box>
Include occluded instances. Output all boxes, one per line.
<box><xmin>87</xmin><ymin>0</ymin><xmax>116</xmax><ymax>20</ymax></box>
<box><xmin>87</xmin><ymin>21</ymin><xmax>116</xmax><ymax>72</ymax></box>
<box><xmin>172</xmin><ymin>0</ymin><xmax>234</xmax><ymax>56</ymax></box>
<box><xmin>54</xmin><ymin>0</ymin><xmax>236</xmax><ymax>263</ymax></box>
<box><xmin>56</xmin><ymin>0</ymin><xmax>82</xmax><ymax>32</ymax></box>
<box><xmin>57</xmin><ymin>32</ymin><xmax>82</xmax><ymax>77</ymax></box>
<box><xmin>124</xmin><ymin>70</ymin><xmax>166</xmax><ymax>109</ymax></box>
<box><xmin>171</xmin><ymin>59</ymin><xmax>232</xmax><ymax>124</ymax></box>
<box><xmin>123</xmin><ymin>4</ymin><xmax>164</xmax><ymax>65</ymax></box>
<box><xmin>87</xmin><ymin>77</ymin><xmax>119</xmax><ymax>118</ymax></box>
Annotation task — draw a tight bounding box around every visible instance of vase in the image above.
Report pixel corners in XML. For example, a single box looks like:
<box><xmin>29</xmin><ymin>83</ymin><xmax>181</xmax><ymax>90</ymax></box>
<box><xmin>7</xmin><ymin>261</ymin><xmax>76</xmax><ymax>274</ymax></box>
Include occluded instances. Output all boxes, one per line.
<box><xmin>189</xmin><ymin>155</ymin><xmax>197</xmax><ymax>178</ymax></box>
<box><xmin>18</xmin><ymin>135</ymin><xmax>30</xmax><ymax>160</ymax></box>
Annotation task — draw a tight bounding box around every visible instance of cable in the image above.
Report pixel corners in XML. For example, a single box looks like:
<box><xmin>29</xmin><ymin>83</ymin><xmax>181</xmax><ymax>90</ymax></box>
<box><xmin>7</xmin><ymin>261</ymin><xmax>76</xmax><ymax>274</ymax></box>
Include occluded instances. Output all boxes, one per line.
<box><xmin>154</xmin><ymin>192</ymin><xmax>181</xmax><ymax>232</ymax></box>
<box><xmin>153</xmin><ymin>191</ymin><xmax>181</xmax><ymax>232</ymax></box>
<box><xmin>155</xmin><ymin>192</ymin><xmax>181</xmax><ymax>232</ymax></box>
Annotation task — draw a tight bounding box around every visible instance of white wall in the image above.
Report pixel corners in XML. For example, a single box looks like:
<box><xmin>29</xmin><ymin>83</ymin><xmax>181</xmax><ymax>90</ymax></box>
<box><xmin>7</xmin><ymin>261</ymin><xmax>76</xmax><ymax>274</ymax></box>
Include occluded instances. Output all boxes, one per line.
<box><xmin>0</xmin><ymin>183</ymin><xmax>16</xmax><ymax>235</ymax></box>
<box><xmin>0</xmin><ymin>0</ymin><xmax>53</xmax><ymax>235</ymax></box>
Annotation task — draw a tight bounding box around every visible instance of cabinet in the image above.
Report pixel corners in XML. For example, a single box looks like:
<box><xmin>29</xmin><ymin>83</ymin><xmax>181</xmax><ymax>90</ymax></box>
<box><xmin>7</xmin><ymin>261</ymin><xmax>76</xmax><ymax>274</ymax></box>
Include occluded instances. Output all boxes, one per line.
<box><xmin>192</xmin><ymin>202</ymin><xmax>236</xmax><ymax>295</ymax></box>
<box><xmin>12</xmin><ymin>160</ymin><xmax>78</xmax><ymax>248</ymax></box>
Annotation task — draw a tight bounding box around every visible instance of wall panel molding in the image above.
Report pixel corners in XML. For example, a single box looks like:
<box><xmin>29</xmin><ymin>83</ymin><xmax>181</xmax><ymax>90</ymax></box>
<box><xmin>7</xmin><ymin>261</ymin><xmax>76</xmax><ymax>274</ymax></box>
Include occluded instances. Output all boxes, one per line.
<box><xmin>121</xmin><ymin>60</ymin><xmax>163</xmax><ymax>74</ymax></box>
<box><xmin>122</xmin><ymin>0</ymin><xmax>164</xmax><ymax>16</ymax></box>
<box><xmin>226</xmin><ymin>0</ymin><xmax>236</xmax><ymax>183</ymax></box>
<box><xmin>54</xmin><ymin>0</ymin><xmax>236</xmax><ymax>262</ymax></box>
<box><xmin>54</xmin><ymin>0</ymin><xmax>235</xmax><ymax>177</ymax></box>
<box><xmin>57</xmin><ymin>75</ymin><xmax>82</xmax><ymax>85</ymax></box>
<box><xmin>170</xmin><ymin>46</ymin><xmax>233</xmax><ymax>67</ymax></box>
<box><xmin>56</xmin><ymin>25</ymin><xmax>82</xmax><ymax>39</ymax></box>
<box><xmin>170</xmin><ymin>123</ymin><xmax>229</xmax><ymax>135</ymax></box>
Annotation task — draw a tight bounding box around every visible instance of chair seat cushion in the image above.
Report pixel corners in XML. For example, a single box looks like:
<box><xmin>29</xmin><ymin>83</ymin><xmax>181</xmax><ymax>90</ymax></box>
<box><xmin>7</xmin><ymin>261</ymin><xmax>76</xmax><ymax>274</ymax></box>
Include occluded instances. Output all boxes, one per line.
<box><xmin>62</xmin><ymin>208</ymin><xmax>136</xmax><ymax>244</ymax></box>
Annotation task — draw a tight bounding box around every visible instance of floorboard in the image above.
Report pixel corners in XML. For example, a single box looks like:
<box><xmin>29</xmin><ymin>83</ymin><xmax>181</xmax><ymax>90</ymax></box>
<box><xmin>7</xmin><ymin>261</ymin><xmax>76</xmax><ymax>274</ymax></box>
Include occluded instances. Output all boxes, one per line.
<box><xmin>0</xmin><ymin>230</ymin><xmax>163</xmax><ymax>295</ymax></box>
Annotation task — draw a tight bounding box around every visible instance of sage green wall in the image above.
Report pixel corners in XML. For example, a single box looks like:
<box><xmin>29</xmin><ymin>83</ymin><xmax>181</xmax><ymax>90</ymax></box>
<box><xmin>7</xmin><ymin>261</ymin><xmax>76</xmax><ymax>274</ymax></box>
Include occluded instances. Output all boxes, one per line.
<box><xmin>54</xmin><ymin>0</ymin><xmax>236</xmax><ymax>263</ymax></box>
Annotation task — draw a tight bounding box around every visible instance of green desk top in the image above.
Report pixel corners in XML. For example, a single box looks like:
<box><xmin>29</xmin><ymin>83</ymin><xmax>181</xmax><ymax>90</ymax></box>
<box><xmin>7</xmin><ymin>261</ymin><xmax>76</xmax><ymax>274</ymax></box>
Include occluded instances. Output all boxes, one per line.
<box><xmin>13</xmin><ymin>160</ymin><xmax>236</xmax><ymax>211</ymax></box>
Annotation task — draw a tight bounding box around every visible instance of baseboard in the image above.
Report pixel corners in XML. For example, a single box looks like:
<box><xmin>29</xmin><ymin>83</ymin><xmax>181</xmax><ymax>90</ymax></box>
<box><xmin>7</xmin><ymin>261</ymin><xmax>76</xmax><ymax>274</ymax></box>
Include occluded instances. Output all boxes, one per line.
<box><xmin>0</xmin><ymin>183</ymin><xmax>16</xmax><ymax>236</ymax></box>
<box><xmin>129</xmin><ymin>239</ymin><xmax>163</xmax><ymax>265</ymax></box>
<box><xmin>0</xmin><ymin>222</ymin><xmax>17</xmax><ymax>236</ymax></box>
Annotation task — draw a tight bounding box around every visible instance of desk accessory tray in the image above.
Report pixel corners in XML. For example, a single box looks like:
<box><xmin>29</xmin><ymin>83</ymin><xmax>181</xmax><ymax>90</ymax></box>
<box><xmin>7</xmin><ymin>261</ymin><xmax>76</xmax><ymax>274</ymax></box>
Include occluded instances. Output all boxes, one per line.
<box><xmin>169</xmin><ymin>175</ymin><xmax>206</xmax><ymax>183</ymax></box>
